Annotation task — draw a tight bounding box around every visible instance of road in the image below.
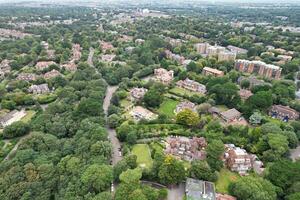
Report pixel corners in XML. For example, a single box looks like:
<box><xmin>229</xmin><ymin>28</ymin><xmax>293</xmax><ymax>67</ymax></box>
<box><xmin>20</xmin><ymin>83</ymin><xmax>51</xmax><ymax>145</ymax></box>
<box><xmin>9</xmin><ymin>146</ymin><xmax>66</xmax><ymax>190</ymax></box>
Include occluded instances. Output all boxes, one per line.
<box><xmin>167</xmin><ymin>183</ymin><xmax>185</xmax><ymax>200</ymax></box>
<box><xmin>87</xmin><ymin>51</ymin><xmax>183</xmax><ymax>197</ymax></box>
<box><xmin>103</xmin><ymin>85</ymin><xmax>122</xmax><ymax>165</ymax></box>
<box><xmin>3</xmin><ymin>133</ymin><xmax>32</xmax><ymax>161</ymax></box>
<box><xmin>87</xmin><ymin>46</ymin><xmax>122</xmax><ymax>165</ymax></box>
<box><xmin>290</xmin><ymin>145</ymin><xmax>300</xmax><ymax>161</ymax></box>
<box><xmin>87</xmin><ymin>47</ymin><xmax>95</xmax><ymax>67</ymax></box>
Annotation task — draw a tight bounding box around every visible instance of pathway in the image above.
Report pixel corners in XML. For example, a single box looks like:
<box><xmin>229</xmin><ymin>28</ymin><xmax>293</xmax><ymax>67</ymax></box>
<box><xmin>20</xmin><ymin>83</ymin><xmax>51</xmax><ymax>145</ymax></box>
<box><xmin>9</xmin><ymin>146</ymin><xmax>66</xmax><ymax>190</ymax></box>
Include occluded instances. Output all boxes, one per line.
<box><xmin>290</xmin><ymin>145</ymin><xmax>300</xmax><ymax>161</ymax></box>
<box><xmin>3</xmin><ymin>133</ymin><xmax>32</xmax><ymax>161</ymax></box>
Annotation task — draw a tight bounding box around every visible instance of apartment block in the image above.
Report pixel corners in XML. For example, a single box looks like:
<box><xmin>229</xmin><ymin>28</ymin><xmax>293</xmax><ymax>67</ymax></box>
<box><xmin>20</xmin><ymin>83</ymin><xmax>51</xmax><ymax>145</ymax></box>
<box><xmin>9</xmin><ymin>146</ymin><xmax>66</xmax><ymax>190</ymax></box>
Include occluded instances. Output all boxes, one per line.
<box><xmin>234</xmin><ymin>59</ymin><xmax>282</xmax><ymax>79</ymax></box>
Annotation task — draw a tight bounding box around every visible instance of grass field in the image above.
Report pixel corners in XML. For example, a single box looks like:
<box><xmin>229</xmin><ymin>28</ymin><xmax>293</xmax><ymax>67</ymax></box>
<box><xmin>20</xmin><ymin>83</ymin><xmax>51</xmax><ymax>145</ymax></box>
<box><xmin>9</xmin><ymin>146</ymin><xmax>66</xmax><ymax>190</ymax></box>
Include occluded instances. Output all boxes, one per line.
<box><xmin>21</xmin><ymin>110</ymin><xmax>36</xmax><ymax>123</ymax></box>
<box><xmin>215</xmin><ymin>168</ymin><xmax>240</xmax><ymax>194</ymax></box>
<box><xmin>158</xmin><ymin>98</ymin><xmax>179</xmax><ymax>118</ymax></box>
<box><xmin>132</xmin><ymin>144</ymin><xmax>153</xmax><ymax>169</ymax></box>
<box><xmin>169</xmin><ymin>87</ymin><xmax>202</xmax><ymax>97</ymax></box>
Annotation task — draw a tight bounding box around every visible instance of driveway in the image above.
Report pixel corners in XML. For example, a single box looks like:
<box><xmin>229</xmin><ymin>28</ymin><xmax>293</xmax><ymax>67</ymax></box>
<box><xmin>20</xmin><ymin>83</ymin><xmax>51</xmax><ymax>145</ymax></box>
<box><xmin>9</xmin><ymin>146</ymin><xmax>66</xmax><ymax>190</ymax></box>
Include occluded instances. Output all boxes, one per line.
<box><xmin>167</xmin><ymin>183</ymin><xmax>185</xmax><ymax>200</ymax></box>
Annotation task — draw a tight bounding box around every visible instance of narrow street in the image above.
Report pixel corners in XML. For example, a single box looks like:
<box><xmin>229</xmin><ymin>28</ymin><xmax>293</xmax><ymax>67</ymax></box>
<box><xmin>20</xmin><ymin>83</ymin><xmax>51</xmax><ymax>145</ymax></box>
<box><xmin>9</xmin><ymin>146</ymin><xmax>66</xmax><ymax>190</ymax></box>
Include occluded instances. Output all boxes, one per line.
<box><xmin>103</xmin><ymin>85</ymin><xmax>122</xmax><ymax>165</ymax></box>
<box><xmin>87</xmin><ymin>46</ymin><xmax>122</xmax><ymax>165</ymax></box>
<box><xmin>167</xmin><ymin>183</ymin><xmax>185</xmax><ymax>200</ymax></box>
<box><xmin>2</xmin><ymin>133</ymin><xmax>32</xmax><ymax>162</ymax></box>
<box><xmin>87</xmin><ymin>47</ymin><xmax>95</xmax><ymax>67</ymax></box>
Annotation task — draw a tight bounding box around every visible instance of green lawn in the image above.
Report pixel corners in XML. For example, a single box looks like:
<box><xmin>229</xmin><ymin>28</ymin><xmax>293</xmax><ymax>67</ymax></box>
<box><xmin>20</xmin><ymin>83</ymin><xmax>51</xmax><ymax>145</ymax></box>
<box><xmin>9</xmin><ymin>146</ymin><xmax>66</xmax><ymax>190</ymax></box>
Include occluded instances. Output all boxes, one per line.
<box><xmin>169</xmin><ymin>87</ymin><xmax>202</xmax><ymax>97</ymax></box>
<box><xmin>158</xmin><ymin>98</ymin><xmax>179</xmax><ymax>118</ymax></box>
<box><xmin>215</xmin><ymin>105</ymin><xmax>229</xmax><ymax>112</ymax></box>
<box><xmin>150</xmin><ymin>142</ymin><xmax>164</xmax><ymax>154</ymax></box>
<box><xmin>215</xmin><ymin>169</ymin><xmax>240</xmax><ymax>194</ymax></box>
<box><xmin>120</xmin><ymin>99</ymin><xmax>132</xmax><ymax>109</ymax></box>
<box><xmin>132</xmin><ymin>144</ymin><xmax>153</xmax><ymax>169</ymax></box>
<box><xmin>21</xmin><ymin>110</ymin><xmax>36</xmax><ymax>123</ymax></box>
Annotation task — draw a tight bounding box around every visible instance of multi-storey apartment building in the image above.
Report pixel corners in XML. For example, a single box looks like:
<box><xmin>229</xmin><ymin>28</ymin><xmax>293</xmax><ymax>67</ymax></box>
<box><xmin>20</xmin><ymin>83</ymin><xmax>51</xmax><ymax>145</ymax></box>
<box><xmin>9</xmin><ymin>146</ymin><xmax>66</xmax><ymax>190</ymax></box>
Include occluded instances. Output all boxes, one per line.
<box><xmin>234</xmin><ymin>59</ymin><xmax>282</xmax><ymax>79</ymax></box>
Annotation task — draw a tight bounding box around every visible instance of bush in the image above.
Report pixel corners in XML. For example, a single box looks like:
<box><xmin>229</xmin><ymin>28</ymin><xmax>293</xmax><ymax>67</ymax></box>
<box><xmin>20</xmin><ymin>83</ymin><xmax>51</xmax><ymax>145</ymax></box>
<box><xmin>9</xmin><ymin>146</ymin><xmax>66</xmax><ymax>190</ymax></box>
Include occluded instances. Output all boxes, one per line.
<box><xmin>3</xmin><ymin>121</ymin><xmax>30</xmax><ymax>139</ymax></box>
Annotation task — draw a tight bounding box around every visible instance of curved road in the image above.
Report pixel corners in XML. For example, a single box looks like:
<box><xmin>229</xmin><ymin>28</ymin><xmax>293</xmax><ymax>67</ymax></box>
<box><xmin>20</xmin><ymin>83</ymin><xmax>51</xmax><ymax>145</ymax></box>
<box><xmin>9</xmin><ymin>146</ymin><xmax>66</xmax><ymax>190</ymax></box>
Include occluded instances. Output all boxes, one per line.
<box><xmin>103</xmin><ymin>85</ymin><xmax>122</xmax><ymax>165</ymax></box>
<box><xmin>87</xmin><ymin>47</ymin><xmax>122</xmax><ymax>165</ymax></box>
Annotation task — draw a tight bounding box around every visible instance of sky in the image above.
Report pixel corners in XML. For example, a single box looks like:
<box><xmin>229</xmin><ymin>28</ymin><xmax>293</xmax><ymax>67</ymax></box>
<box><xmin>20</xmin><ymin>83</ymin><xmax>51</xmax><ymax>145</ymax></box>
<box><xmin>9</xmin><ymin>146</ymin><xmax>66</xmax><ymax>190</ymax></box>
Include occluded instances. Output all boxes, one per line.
<box><xmin>1</xmin><ymin>0</ymin><xmax>300</xmax><ymax>3</ymax></box>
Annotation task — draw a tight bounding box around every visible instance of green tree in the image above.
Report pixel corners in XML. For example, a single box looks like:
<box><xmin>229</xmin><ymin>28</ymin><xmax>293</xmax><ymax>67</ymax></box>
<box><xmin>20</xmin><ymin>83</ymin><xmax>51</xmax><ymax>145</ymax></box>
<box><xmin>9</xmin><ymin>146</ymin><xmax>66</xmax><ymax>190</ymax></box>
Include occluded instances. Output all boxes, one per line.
<box><xmin>190</xmin><ymin>160</ymin><xmax>217</xmax><ymax>182</ymax></box>
<box><xmin>158</xmin><ymin>155</ymin><xmax>185</xmax><ymax>185</ymax></box>
<box><xmin>230</xmin><ymin>176</ymin><xmax>277</xmax><ymax>200</ymax></box>
<box><xmin>206</xmin><ymin>140</ymin><xmax>224</xmax><ymax>171</ymax></box>
<box><xmin>176</xmin><ymin>109</ymin><xmax>200</xmax><ymax>127</ymax></box>
<box><xmin>143</xmin><ymin>89</ymin><xmax>163</xmax><ymax>108</ymax></box>
<box><xmin>3</xmin><ymin>121</ymin><xmax>30</xmax><ymax>139</ymax></box>
<box><xmin>81</xmin><ymin>164</ymin><xmax>113</xmax><ymax>193</ymax></box>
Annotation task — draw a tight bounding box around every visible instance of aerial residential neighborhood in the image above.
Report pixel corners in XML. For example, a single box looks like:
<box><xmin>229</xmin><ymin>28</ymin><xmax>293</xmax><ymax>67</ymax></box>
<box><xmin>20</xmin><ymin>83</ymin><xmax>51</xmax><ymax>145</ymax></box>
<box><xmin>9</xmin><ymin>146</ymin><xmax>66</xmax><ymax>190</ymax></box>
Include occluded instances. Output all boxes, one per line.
<box><xmin>0</xmin><ymin>1</ymin><xmax>299</xmax><ymax>200</ymax></box>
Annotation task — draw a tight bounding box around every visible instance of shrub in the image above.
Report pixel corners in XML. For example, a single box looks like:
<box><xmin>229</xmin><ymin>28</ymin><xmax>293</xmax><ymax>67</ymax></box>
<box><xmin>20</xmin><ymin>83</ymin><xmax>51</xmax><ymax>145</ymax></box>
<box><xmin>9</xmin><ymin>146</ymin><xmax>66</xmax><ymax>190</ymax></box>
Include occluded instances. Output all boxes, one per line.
<box><xmin>3</xmin><ymin>121</ymin><xmax>30</xmax><ymax>139</ymax></box>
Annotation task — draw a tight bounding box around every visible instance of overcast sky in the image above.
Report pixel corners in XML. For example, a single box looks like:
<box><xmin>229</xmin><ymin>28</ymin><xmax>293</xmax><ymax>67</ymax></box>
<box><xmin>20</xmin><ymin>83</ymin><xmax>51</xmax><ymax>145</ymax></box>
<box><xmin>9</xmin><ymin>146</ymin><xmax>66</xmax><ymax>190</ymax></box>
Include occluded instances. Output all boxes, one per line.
<box><xmin>0</xmin><ymin>0</ymin><xmax>300</xmax><ymax>3</ymax></box>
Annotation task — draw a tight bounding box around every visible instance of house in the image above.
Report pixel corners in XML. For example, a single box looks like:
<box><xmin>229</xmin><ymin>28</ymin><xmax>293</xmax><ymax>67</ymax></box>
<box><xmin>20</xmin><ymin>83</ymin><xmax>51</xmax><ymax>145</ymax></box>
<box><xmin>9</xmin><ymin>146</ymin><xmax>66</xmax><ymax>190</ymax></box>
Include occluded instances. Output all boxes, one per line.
<box><xmin>269</xmin><ymin>105</ymin><xmax>299</xmax><ymax>122</ymax></box>
<box><xmin>35</xmin><ymin>61</ymin><xmax>56</xmax><ymax>71</ymax></box>
<box><xmin>118</xmin><ymin>35</ymin><xmax>133</xmax><ymax>42</ymax></box>
<box><xmin>129</xmin><ymin>87</ymin><xmax>148</xmax><ymax>102</ymax></box>
<box><xmin>185</xmin><ymin>178</ymin><xmax>216</xmax><ymax>200</ymax></box>
<box><xmin>43</xmin><ymin>69</ymin><xmax>62</xmax><ymax>79</ymax></box>
<box><xmin>17</xmin><ymin>73</ymin><xmax>37</xmax><ymax>81</ymax></box>
<box><xmin>100</xmin><ymin>41</ymin><xmax>114</xmax><ymax>51</ymax></box>
<box><xmin>227</xmin><ymin>45</ymin><xmax>248</xmax><ymax>55</ymax></box>
<box><xmin>130</xmin><ymin>106</ymin><xmax>157</xmax><ymax>121</ymax></box>
<box><xmin>165</xmin><ymin>136</ymin><xmax>207</xmax><ymax>162</ymax></box>
<box><xmin>0</xmin><ymin>59</ymin><xmax>11</xmax><ymax>78</ymax></box>
<box><xmin>175</xmin><ymin>101</ymin><xmax>197</xmax><ymax>114</ymax></box>
<box><xmin>277</xmin><ymin>55</ymin><xmax>292</xmax><ymax>62</ymax></box>
<box><xmin>62</xmin><ymin>62</ymin><xmax>77</xmax><ymax>72</ymax></box>
<box><xmin>239</xmin><ymin>89</ymin><xmax>253</xmax><ymax>100</ymax></box>
<box><xmin>153</xmin><ymin>68</ymin><xmax>174</xmax><ymax>84</ymax></box>
<box><xmin>237</xmin><ymin>76</ymin><xmax>271</xmax><ymax>88</ymax></box>
<box><xmin>235</xmin><ymin>59</ymin><xmax>282</xmax><ymax>79</ymax></box>
<box><xmin>216</xmin><ymin>194</ymin><xmax>236</xmax><ymax>200</ymax></box>
<box><xmin>165</xmin><ymin>50</ymin><xmax>185</xmax><ymax>64</ymax></box>
<box><xmin>165</xmin><ymin>37</ymin><xmax>183</xmax><ymax>47</ymax></box>
<box><xmin>183</xmin><ymin>59</ymin><xmax>192</xmax><ymax>67</ymax></box>
<box><xmin>71</xmin><ymin>44</ymin><xmax>82</xmax><ymax>61</ymax></box>
<box><xmin>135</xmin><ymin>39</ymin><xmax>145</xmax><ymax>45</ymax></box>
<box><xmin>101</xmin><ymin>54</ymin><xmax>116</xmax><ymax>62</ymax></box>
<box><xmin>224</xmin><ymin>144</ymin><xmax>254</xmax><ymax>175</ymax></box>
<box><xmin>28</xmin><ymin>83</ymin><xmax>50</xmax><ymax>94</ymax></box>
<box><xmin>203</xmin><ymin>67</ymin><xmax>224</xmax><ymax>77</ymax></box>
<box><xmin>0</xmin><ymin>109</ymin><xmax>26</xmax><ymax>128</ymax></box>
<box><xmin>125</xmin><ymin>46</ymin><xmax>135</xmax><ymax>53</ymax></box>
<box><xmin>220</xmin><ymin>108</ymin><xmax>241</xmax><ymax>123</ymax></box>
<box><xmin>176</xmin><ymin>78</ymin><xmax>206</xmax><ymax>94</ymax></box>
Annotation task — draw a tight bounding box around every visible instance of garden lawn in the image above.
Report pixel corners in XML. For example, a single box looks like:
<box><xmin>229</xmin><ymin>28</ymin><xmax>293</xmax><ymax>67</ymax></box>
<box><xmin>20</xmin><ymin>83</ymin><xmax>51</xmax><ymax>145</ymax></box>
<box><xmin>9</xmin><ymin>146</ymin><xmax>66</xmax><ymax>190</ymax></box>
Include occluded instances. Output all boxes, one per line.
<box><xmin>169</xmin><ymin>87</ymin><xmax>202</xmax><ymax>97</ymax></box>
<box><xmin>158</xmin><ymin>98</ymin><xmax>179</xmax><ymax>118</ymax></box>
<box><xmin>21</xmin><ymin>110</ymin><xmax>36</xmax><ymax>123</ymax></box>
<box><xmin>132</xmin><ymin>144</ymin><xmax>153</xmax><ymax>169</ymax></box>
<box><xmin>215</xmin><ymin>168</ymin><xmax>240</xmax><ymax>194</ymax></box>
